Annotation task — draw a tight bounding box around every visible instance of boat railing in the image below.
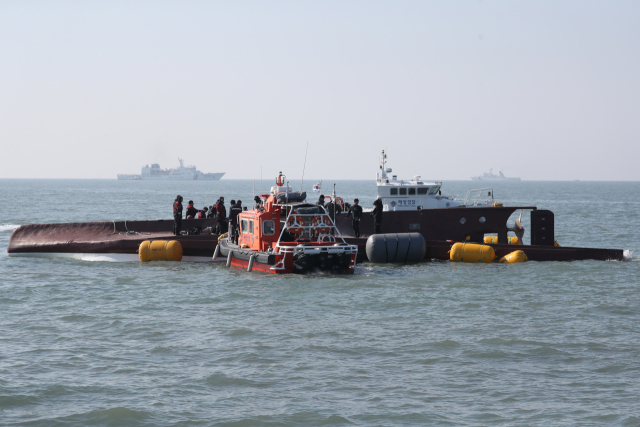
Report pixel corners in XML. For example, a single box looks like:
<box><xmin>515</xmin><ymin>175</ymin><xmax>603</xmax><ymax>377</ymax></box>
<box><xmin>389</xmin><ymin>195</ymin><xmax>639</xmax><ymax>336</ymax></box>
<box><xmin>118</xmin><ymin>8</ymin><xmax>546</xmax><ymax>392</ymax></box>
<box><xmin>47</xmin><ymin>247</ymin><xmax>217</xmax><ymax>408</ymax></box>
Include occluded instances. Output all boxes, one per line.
<box><xmin>276</xmin><ymin>208</ymin><xmax>356</xmax><ymax>252</ymax></box>
<box><xmin>463</xmin><ymin>187</ymin><xmax>495</xmax><ymax>207</ymax></box>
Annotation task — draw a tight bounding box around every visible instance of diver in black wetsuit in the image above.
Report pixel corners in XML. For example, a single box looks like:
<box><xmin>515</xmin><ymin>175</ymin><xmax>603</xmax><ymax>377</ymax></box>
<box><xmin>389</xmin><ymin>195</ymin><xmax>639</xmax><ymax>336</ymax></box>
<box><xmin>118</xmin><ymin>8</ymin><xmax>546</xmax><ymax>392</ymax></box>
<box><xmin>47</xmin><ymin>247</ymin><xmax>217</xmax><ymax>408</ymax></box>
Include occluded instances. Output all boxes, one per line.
<box><xmin>371</xmin><ymin>197</ymin><xmax>383</xmax><ymax>234</ymax></box>
<box><xmin>346</xmin><ymin>198</ymin><xmax>363</xmax><ymax>238</ymax></box>
<box><xmin>229</xmin><ymin>200</ymin><xmax>242</xmax><ymax>243</ymax></box>
<box><xmin>173</xmin><ymin>195</ymin><xmax>183</xmax><ymax>236</ymax></box>
<box><xmin>316</xmin><ymin>194</ymin><xmax>325</xmax><ymax>207</ymax></box>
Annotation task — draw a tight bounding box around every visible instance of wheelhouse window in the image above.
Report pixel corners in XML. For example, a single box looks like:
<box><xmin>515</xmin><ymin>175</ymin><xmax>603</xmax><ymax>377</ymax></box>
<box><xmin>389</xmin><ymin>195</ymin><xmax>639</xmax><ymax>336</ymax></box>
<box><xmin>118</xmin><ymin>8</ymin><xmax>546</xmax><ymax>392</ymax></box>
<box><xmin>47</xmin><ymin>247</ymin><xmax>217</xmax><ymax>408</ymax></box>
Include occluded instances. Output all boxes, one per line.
<box><xmin>417</xmin><ymin>187</ymin><xmax>428</xmax><ymax>195</ymax></box>
<box><xmin>408</xmin><ymin>188</ymin><xmax>416</xmax><ymax>195</ymax></box>
<box><xmin>429</xmin><ymin>187</ymin><xmax>440</xmax><ymax>195</ymax></box>
<box><xmin>399</xmin><ymin>188</ymin><xmax>407</xmax><ymax>195</ymax></box>
<box><xmin>262</xmin><ymin>220</ymin><xmax>275</xmax><ymax>236</ymax></box>
<box><xmin>390</xmin><ymin>188</ymin><xmax>398</xmax><ymax>195</ymax></box>
<box><xmin>249</xmin><ymin>219</ymin><xmax>254</xmax><ymax>235</ymax></box>
<box><xmin>241</xmin><ymin>219</ymin><xmax>249</xmax><ymax>234</ymax></box>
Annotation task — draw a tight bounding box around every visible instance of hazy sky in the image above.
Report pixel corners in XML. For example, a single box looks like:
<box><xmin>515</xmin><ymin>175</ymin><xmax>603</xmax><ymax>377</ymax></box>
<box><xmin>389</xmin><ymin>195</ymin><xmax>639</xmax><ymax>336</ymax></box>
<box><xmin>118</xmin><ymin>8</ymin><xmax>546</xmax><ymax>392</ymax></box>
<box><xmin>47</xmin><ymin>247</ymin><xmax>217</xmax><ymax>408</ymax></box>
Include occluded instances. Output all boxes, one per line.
<box><xmin>1</xmin><ymin>1</ymin><xmax>638</xmax><ymax>180</ymax></box>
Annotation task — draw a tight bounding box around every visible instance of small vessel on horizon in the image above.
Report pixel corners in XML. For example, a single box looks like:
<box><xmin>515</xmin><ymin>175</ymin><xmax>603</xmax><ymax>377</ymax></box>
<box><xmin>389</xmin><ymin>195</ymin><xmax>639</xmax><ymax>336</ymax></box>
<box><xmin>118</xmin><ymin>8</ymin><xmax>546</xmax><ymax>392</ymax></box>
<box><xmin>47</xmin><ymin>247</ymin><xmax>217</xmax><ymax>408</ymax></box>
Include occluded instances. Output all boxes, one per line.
<box><xmin>471</xmin><ymin>169</ymin><xmax>521</xmax><ymax>181</ymax></box>
<box><xmin>117</xmin><ymin>158</ymin><xmax>225</xmax><ymax>181</ymax></box>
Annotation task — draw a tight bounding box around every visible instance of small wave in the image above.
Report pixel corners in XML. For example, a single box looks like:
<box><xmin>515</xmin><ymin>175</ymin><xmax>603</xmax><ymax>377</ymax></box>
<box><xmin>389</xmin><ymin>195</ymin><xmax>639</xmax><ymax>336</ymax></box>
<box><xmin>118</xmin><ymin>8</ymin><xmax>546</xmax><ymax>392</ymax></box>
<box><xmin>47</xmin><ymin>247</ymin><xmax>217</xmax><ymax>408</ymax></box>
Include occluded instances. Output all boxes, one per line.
<box><xmin>60</xmin><ymin>407</ymin><xmax>151</xmax><ymax>424</ymax></box>
<box><xmin>0</xmin><ymin>224</ymin><xmax>19</xmax><ymax>232</ymax></box>
<box><xmin>206</xmin><ymin>372</ymin><xmax>267</xmax><ymax>388</ymax></box>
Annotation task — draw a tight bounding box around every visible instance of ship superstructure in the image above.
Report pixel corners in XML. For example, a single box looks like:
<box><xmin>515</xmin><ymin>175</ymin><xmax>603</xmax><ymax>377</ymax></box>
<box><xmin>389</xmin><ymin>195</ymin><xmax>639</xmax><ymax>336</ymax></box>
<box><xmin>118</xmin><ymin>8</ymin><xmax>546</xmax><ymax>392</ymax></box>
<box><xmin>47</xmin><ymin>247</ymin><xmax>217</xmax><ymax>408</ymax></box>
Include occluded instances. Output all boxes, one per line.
<box><xmin>471</xmin><ymin>169</ymin><xmax>520</xmax><ymax>181</ymax></box>
<box><xmin>117</xmin><ymin>158</ymin><xmax>225</xmax><ymax>180</ymax></box>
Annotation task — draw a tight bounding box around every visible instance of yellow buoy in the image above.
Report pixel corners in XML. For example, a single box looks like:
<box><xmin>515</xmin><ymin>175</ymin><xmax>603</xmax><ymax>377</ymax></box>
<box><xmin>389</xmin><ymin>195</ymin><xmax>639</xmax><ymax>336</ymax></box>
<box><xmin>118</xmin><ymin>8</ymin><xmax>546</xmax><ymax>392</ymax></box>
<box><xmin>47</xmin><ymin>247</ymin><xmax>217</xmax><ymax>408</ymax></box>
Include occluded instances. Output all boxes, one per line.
<box><xmin>499</xmin><ymin>250</ymin><xmax>528</xmax><ymax>263</ymax></box>
<box><xmin>138</xmin><ymin>240</ymin><xmax>182</xmax><ymax>262</ymax></box>
<box><xmin>449</xmin><ymin>242</ymin><xmax>496</xmax><ymax>263</ymax></box>
<box><xmin>493</xmin><ymin>202</ymin><xmax>504</xmax><ymax>207</ymax></box>
<box><xmin>483</xmin><ymin>236</ymin><xmax>521</xmax><ymax>245</ymax></box>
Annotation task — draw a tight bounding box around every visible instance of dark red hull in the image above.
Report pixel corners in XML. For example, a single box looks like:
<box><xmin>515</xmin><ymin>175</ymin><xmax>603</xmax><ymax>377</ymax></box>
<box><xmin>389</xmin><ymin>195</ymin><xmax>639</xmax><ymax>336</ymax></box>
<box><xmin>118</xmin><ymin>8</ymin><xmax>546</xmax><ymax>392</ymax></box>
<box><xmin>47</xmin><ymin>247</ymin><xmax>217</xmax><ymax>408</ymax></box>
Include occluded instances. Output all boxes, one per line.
<box><xmin>7</xmin><ymin>215</ymin><xmax>624</xmax><ymax>262</ymax></box>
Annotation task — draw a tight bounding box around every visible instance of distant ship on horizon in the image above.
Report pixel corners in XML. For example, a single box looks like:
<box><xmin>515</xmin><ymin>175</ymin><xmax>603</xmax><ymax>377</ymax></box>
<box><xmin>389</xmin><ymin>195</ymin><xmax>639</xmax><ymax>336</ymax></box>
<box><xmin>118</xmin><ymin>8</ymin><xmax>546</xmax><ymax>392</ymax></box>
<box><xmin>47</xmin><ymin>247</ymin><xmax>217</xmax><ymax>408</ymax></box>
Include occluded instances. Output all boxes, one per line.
<box><xmin>471</xmin><ymin>169</ymin><xmax>520</xmax><ymax>181</ymax></box>
<box><xmin>117</xmin><ymin>158</ymin><xmax>225</xmax><ymax>181</ymax></box>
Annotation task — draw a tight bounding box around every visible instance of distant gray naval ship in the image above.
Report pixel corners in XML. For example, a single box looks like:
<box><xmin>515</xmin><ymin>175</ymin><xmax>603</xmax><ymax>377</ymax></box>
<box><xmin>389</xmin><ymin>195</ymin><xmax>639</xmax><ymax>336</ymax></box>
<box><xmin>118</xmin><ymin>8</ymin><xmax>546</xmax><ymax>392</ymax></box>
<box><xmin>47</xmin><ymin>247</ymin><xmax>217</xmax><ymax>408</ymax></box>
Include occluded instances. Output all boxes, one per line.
<box><xmin>117</xmin><ymin>158</ymin><xmax>225</xmax><ymax>180</ymax></box>
<box><xmin>471</xmin><ymin>169</ymin><xmax>520</xmax><ymax>181</ymax></box>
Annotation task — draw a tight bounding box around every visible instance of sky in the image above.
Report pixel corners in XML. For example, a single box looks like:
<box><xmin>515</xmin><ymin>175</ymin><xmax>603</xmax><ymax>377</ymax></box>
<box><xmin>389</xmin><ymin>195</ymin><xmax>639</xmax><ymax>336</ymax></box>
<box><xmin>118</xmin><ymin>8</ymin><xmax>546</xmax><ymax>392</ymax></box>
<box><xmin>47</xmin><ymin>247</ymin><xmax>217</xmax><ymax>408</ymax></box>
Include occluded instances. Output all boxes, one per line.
<box><xmin>1</xmin><ymin>1</ymin><xmax>639</xmax><ymax>180</ymax></box>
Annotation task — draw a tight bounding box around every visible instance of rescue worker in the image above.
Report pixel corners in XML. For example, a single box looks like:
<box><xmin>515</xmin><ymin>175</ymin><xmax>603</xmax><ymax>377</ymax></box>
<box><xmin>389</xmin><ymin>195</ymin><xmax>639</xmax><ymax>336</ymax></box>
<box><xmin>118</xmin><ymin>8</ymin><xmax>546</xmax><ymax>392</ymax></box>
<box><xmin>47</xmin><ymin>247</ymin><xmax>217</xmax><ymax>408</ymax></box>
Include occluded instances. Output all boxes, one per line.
<box><xmin>325</xmin><ymin>197</ymin><xmax>337</xmax><ymax>225</ymax></box>
<box><xmin>185</xmin><ymin>200</ymin><xmax>198</xmax><ymax>219</ymax></box>
<box><xmin>215</xmin><ymin>197</ymin><xmax>228</xmax><ymax>234</ymax></box>
<box><xmin>196</xmin><ymin>207</ymin><xmax>208</xmax><ymax>219</ymax></box>
<box><xmin>229</xmin><ymin>200</ymin><xmax>242</xmax><ymax>243</ymax></box>
<box><xmin>173</xmin><ymin>195</ymin><xmax>183</xmax><ymax>236</ymax></box>
<box><xmin>316</xmin><ymin>194</ymin><xmax>325</xmax><ymax>207</ymax></box>
<box><xmin>206</xmin><ymin>206</ymin><xmax>215</xmax><ymax>218</ymax></box>
<box><xmin>346</xmin><ymin>198</ymin><xmax>363</xmax><ymax>238</ymax></box>
<box><xmin>371</xmin><ymin>197</ymin><xmax>383</xmax><ymax>234</ymax></box>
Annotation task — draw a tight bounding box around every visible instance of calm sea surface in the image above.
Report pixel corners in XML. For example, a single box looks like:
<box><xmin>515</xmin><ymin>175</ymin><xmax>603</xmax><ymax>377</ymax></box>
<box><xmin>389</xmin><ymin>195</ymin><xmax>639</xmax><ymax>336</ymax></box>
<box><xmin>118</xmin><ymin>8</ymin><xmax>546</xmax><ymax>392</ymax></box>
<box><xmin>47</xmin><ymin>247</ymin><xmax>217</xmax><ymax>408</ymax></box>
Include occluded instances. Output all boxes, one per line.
<box><xmin>1</xmin><ymin>179</ymin><xmax>639</xmax><ymax>426</ymax></box>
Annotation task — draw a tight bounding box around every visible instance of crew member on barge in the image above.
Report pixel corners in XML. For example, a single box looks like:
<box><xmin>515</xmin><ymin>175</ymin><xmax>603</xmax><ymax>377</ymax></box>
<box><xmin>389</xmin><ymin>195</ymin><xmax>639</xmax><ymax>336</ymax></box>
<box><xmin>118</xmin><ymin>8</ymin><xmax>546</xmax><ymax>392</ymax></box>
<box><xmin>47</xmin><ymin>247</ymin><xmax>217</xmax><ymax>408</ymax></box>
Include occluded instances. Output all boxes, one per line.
<box><xmin>173</xmin><ymin>195</ymin><xmax>183</xmax><ymax>236</ymax></box>
<box><xmin>185</xmin><ymin>200</ymin><xmax>198</xmax><ymax>219</ymax></box>
<box><xmin>372</xmin><ymin>197</ymin><xmax>383</xmax><ymax>234</ymax></box>
<box><xmin>346</xmin><ymin>198</ymin><xmax>363</xmax><ymax>238</ymax></box>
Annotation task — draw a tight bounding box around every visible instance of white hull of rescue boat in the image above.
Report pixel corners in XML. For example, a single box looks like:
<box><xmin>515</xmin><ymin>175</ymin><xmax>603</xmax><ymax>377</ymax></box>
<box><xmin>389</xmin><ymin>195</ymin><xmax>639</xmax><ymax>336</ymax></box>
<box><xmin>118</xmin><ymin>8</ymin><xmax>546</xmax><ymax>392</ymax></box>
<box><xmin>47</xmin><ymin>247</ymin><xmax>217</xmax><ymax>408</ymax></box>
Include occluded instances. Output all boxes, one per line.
<box><xmin>8</xmin><ymin>252</ymin><xmax>225</xmax><ymax>263</ymax></box>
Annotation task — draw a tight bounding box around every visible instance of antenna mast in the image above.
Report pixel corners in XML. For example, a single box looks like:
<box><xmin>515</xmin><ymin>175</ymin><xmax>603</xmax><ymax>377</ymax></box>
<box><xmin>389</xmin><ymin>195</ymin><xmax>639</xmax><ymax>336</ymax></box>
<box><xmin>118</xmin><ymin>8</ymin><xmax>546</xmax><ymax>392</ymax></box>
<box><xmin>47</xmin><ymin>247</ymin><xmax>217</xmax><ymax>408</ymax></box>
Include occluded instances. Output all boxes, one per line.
<box><xmin>301</xmin><ymin>141</ymin><xmax>309</xmax><ymax>192</ymax></box>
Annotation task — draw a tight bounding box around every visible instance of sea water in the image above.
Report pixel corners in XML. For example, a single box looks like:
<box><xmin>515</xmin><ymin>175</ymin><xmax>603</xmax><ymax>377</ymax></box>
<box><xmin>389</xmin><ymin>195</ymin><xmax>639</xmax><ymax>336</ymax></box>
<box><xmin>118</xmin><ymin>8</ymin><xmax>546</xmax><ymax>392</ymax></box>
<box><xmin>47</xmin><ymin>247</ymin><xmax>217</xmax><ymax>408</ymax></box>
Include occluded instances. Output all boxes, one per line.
<box><xmin>1</xmin><ymin>179</ymin><xmax>639</xmax><ymax>426</ymax></box>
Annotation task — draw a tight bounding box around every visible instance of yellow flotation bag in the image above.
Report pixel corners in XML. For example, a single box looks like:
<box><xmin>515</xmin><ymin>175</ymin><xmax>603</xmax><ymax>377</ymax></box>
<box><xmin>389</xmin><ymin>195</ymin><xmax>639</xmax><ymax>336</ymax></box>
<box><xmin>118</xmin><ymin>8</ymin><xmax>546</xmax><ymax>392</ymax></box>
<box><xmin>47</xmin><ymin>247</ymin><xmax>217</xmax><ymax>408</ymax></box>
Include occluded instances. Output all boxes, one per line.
<box><xmin>483</xmin><ymin>236</ymin><xmax>521</xmax><ymax>245</ymax></box>
<box><xmin>450</xmin><ymin>242</ymin><xmax>496</xmax><ymax>263</ymax></box>
<box><xmin>499</xmin><ymin>250</ymin><xmax>528</xmax><ymax>263</ymax></box>
<box><xmin>138</xmin><ymin>240</ymin><xmax>182</xmax><ymax>262</ymax></box>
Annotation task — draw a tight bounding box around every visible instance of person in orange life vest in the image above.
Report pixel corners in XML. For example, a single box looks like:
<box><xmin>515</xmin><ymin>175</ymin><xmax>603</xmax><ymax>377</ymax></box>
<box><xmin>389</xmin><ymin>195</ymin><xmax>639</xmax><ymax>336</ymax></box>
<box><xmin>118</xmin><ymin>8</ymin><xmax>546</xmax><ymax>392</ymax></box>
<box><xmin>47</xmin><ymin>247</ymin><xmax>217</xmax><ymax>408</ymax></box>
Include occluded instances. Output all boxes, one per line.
<box><xmin>196</xmin><ymin>207</ymin><xmax>208</xmax><ymax>219</ymax></box>
<box><xmin>173</xmin><ymin>195</ymin><xmax>183</xmax><ymax>236</ymax></box>
<box><xmin>185</xmin><ymin>200</ymin><xmax>198</xmax><ymax>219</ymax></box>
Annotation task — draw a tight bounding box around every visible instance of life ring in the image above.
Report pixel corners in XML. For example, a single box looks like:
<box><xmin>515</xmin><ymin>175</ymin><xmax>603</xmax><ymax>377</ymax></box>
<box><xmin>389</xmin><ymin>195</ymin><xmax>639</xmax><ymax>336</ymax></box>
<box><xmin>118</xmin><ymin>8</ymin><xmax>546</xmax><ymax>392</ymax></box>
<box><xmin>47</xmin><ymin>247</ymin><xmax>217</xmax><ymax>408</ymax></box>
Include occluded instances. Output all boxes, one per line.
<box><xmin>312</xmin><ymin>215</ymin><xmax>332</xmax><ymax>226</ymax></box>
<box><xmin>287</xmin><ymin>215</ymin><xmax>305</xmax><ymax>234</ymax></box>
<box><xmin>334</xmin><ymin>197</ymin><xmax>345</xmax><ymax>210</ymax></box>
<box><xmin>312</xmin><ymin>215</ymin><xmax>331</xmax><ymax>235</ymax></box>
<box><xmin>314</xmin><ymin>225</ymin><xmax>331</xmax><ymax>234</ymax></box>
<box><xmin>288</xmin><ymin>225</ymin><xmax>304</xmax><ymax>235</ymax></box>
<box><xmin>287</xmin><ymin>215</ymin><xmax>305</xmax><ymax>227</ymax></box>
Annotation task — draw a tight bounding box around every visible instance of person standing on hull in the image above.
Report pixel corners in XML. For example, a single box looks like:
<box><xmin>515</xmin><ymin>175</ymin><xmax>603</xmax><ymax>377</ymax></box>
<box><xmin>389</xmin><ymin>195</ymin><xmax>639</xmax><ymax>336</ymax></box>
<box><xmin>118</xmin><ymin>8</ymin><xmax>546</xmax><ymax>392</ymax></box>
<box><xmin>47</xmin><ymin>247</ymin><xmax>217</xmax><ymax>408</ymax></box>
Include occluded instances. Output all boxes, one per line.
<box><xmin>215</xmin><ymin>197</ymin><xmax>228</xmax><ymax>234</ymax></box>
<box><xmin>371</xmin><ymin>197</ymin><xmax>383</xmax><ymax>234</ymax></box>
<box><xmin>185</xmin><ymin>200</ymin><xmax>198</xmax><ymax>219</ymax></box>
<box><xmin>173</xmin><ymin>195</ymin><xmax>183</xmax><ymax>236</ymax></box>
<box><xmin>229</xmin><ymin>200</ymin><xmax>242</xmax><ymax>243</ymax></box>
<box><xmin>206</xmin><ymin>206</ymin><xmax>215</xmax><ymax>218</ymax></box>
<box><xmin>316</xmin><ymin>194</ymin><xmax>325</xmax><ymax>207</ymax></box>
<box><xmin>346</xmin><ymin>198</ymin><xmax>363</xmax><ymax>238</ymax></box>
